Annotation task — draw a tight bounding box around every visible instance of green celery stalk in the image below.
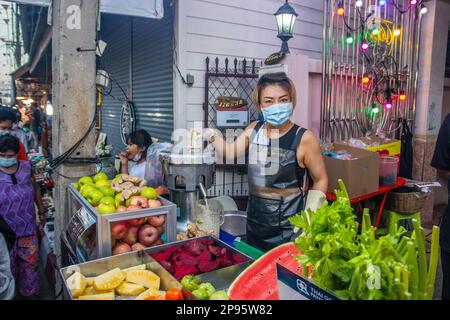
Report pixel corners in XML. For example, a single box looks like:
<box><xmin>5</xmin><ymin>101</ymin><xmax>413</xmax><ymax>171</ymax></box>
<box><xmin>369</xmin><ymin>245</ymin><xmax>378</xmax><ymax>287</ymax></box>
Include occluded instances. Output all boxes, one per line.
<box><xmin>406</xmin><ymin>241</ymin><xmax>419</xmax><ymax>300</ymax></box>
<box><xmin>394</xmin><ymin>265</ymin><xmax>404</xmax><ymax>300</ymax></box>
<box><xmin>402</xmin><ymin>266</ymin><xmax>410</xmax><ymax>294</ymax></box>
<box><xmin>338</xmin><ymin>179</ymin><xmax>350</xmax><ymax>201</ymax></box>
<box><xmin>362</xmin><ymin>209</ymin><xmax>369</xmax><ymax>233</ymax></box>
<box><xmin>427</xmin><ymin>226</ymin><xmax>440</xmax><ymax>300</ymax></box>
<box><xmin>412</xmin><ymin>219</ymin><xmax>428</xmax><ymax>300</ymax></box>
<box><xmin>396</xmin><ymin>236</ymin><xmax>408</xmax><ymax>256</ymax></box>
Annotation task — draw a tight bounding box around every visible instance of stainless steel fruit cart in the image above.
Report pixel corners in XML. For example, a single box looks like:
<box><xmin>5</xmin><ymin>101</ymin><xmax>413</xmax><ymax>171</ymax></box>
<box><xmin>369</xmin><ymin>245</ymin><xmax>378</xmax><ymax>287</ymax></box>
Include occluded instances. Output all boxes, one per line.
<box><xmin>64</xmin><ymin>185</ymin><xmax>177</xmax><ymax>263</ymax></box>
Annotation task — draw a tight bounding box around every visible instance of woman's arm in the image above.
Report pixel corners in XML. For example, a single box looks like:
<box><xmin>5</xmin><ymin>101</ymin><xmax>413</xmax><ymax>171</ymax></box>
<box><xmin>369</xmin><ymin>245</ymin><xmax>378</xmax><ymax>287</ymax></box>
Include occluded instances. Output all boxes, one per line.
<box><xmin>207</xmin><ymin>121</ymin><xmax>259</xmax><ymax>164</ymax></box>
<box><xmin>31</xmin><ymin>175</ymin><xmax>46</xmax><ymax>226</ymax></box>
<box><xmin>297</xmin><ymin>131</ymin><xmax>328</xmax><ymax>194</ymax></box>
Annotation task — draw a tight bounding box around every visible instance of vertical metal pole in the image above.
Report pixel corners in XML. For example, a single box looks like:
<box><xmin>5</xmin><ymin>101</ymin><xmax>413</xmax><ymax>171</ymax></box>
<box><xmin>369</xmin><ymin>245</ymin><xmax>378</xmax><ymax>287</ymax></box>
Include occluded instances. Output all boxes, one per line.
<box><xmin>320</xmin><ymin>0</ymin><xmax>329</xmax><ymax>140</ymax></box>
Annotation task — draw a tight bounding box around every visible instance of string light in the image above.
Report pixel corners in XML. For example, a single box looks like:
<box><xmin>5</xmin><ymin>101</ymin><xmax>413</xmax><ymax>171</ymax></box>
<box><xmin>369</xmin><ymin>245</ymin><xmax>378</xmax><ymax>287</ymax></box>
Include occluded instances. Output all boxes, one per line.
<box><xmin>380</xmin><ymin>0</ymin><xmax>386</xmax><ymax>5</ymax></box>
<box><xmin>372</xmin><ymin>105</ymin><xmax>380</xmax><ymax>114</ymax></box>
<box><xmin>361</xmin><ymin>40</ymin><xmax>369</xmax><ymax>51</ymax></box>
<box><xmin>410</xmin><ymin>0</ymin><xmax>417</xmax><ymax>5</ymax></box>
<box><xmin>346</xmin><ymin>33</ymin><xmax>354</xmax><ymax>44</ymax></box>
<box><xmin>399</xmin><ymin>92</ymin><xmax>407</xmax><ymax>101</ymax></box>
<box><xmin>337</xmin><ymin>2</ymin><xmax>345</xmax><ymax>15</ymax></box>
<box><xmin>372</xmin><ymin>28</ymin><xmax>380</xmax><ymax>36</ymax></box>
<box><xmin>355</xmin><ymin>0</ymin><xmax>363</xmax><ymax>7</ymax></box>
<box><xmin>420</xmin><ymin>6</ymin><xmax>428</xmax><ymax>14</ymax></box>
<box><xmin>362</xmin><ymin>75</ymin><xmax>370</xmax><ymax>84</ymax></box>
<box><xmin>393</xmin><ymin>29</ymin><xmax>401</xmax><ymax>36</ymax></box>
<box><xmin>385</xmin><ymin>101</ymin><xmax>393</xmax><ymax>109</ymax></box>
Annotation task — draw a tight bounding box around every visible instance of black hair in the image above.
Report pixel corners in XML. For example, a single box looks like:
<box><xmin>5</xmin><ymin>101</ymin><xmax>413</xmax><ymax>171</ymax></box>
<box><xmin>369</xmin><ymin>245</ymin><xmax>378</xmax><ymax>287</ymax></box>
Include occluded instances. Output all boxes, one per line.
<box><xmin>11</xmin><ymin>108</ymin><xmax>21</xmax><ymax>123</ymax></box>
<box><xmin>254</xmin><ymin>72</ymin><xmax>297</xmax><ymax>108</ymax></box>
<box><xmin>0</xmin><ymin>134</ymin><xmax>20</xmax><ymax>154</ymax></box>
<box><xmin>0</xmin><ymin>107</ymin><xmax>16</xmax><ymax>122</ymax></box>
<box><xmin>127</xmin><ymin>129</ymin><xmax>153</xmax><ymax>153</ymax></box>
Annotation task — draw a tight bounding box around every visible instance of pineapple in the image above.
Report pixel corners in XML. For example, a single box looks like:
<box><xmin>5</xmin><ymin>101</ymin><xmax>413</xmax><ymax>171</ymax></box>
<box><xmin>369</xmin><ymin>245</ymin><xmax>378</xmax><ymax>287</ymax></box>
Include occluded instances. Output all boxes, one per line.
<box><xmin>78</xmin><ymin>292</ymin><xmax>115</xmax><ymax>300</ymax></box>
<box><xmin>82</xmin><ymin>286</ymin><xmax>115</xmax><ymax>296</ymax></box>
<box><xmin>135</xmin><ymin>288</ymin><xmax>166</xmax><ymax>300</ymax></box>
<box><xmin>66</xmin><ymin>272</ymin><xmax>87</xmax><ymax>298</ymax></box>
<box><xmin>86</xmin><ymin>277</ymin><xmax>95</xmax><ymax>286</ymax></box>
<box><xmin>126</xmin><ymin>269</ymin><xmax>160</xmax><ymax>290</ymax></box>
<box><xmin>122</xmin><ymin>264</ymin><xmax>147</xmax><ymax>272</ymax></box>
<box><xmin>116</xmin><ymin>282</ymin><xmax>146</xmax><ymax>296</ymax></box>
<box><xmin>93</xmin><ymin>268</ymin><xmax>125</xmax><ymax>291</ymax></box>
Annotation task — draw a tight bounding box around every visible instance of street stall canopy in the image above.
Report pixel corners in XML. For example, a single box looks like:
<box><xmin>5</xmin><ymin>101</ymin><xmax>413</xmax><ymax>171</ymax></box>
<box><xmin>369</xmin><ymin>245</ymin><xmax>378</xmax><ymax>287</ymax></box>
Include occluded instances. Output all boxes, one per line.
<box><xmin>9</xmin><ymin>0</ymin><xmax>164</xmax><ymax>19</ymax></box>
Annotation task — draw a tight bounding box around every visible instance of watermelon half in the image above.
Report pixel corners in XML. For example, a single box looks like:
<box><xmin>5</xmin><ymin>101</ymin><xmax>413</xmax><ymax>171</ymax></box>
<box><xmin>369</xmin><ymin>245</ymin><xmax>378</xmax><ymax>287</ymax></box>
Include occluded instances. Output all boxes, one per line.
<box><xmin>228</xmin><ymin>242</ymin><xmax>303</xmax><ymax>300</ymax></box>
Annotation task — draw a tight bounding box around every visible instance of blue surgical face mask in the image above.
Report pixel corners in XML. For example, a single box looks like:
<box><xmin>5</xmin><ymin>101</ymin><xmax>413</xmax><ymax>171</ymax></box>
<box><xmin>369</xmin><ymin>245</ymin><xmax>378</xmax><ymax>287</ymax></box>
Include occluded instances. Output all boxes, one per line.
<box><xmin>0</xmin><ymin>129</ymin><xmax>11</xmax><ymax>136</ymax></box>
<box><xmin>261</xmin><ymin>102</ymin><xmax>293</xmax><ymax>126</ymax></box>
<box><xmin>0</xmin><ymin>156</ymin><xmax>18</xmax><ymax>168</ymax></box>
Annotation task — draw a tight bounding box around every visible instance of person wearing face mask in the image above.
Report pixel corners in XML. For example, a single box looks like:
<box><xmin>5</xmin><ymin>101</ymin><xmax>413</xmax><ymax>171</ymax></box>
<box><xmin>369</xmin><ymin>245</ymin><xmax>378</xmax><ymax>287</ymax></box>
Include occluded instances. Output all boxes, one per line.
<box><xmin>0</xmin><ymin>135</ymin><xmax>46</xmax><ymax>299</ymax></box>
<box><xmin>119</xmin><ymin>129</ymin><xmax>153</xmax><ymax>179</ymax></box>
<box><xmin>0</xmin><ymin>108</ymin><xmax>28</xmax><ymax>161</ymax></box>
<box><xmin>202</xmin><ymin>72</ymin><xmax>328</xmax><ymax>251</ymax></box>
<box><xmin>10</xmin><ymin>108</ymin><xmax>29</xmax><ymax>153</ymax></box>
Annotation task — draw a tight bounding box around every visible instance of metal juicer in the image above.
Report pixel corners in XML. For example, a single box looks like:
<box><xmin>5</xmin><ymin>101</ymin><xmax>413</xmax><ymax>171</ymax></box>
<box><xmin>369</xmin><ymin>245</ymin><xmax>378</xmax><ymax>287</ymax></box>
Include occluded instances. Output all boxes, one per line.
<box><xmin>160</xmin><ymin>150</ymin><xmax>216</xmax><ymax>232</ymax></box>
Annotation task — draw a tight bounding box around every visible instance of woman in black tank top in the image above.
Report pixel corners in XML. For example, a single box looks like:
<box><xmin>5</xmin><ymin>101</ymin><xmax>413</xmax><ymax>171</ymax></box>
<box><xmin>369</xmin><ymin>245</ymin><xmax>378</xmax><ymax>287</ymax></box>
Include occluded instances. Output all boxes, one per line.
<box><xmin>204</xmin><ymin>72</ymin><xmax>328</xmax><ymax>251</ymax></box>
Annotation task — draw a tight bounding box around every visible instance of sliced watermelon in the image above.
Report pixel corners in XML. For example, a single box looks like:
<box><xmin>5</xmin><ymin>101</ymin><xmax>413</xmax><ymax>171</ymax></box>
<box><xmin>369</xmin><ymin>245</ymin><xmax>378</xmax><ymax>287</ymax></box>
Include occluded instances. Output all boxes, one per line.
<box><xmin>228</xmin><ymin>242</ymin><xmax>303</xmax><ymax>300</ymax></box>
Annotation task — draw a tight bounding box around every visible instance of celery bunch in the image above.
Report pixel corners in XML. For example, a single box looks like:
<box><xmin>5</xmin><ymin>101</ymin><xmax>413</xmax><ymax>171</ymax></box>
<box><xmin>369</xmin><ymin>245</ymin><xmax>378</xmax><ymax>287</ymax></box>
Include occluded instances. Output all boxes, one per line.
<box><xmin>289</xmin><ymin>179</ymin><xmax>440</xmax><ymax>300</ymax></box>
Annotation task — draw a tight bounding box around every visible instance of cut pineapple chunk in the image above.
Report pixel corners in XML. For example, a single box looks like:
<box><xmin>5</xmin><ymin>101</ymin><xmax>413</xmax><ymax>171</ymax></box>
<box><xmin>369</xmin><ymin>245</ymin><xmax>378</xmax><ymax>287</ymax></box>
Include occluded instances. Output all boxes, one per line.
<box><xmin>93</xmin><ymin>268</ymin><xmax>125</xmax><ymax>291</ymax></box>
<box><xmin>126</xmin><ymin>269</ymin><xmax>160</xmax><ymax>290</ymax></box>
<box><xmin>86</xmin><ymin>277</ymin><xmax>94</xmax><ymax>286</ymax></box>
<box><xmin>78</xmin><ymin>292</ymin><xmax>115</xmax><ymax>300</ymax></box>
<box><xmin>116</xmin><ymin>282</ymin><xmax>146</xmax><ymax>296</ymax></box>
<box><xmin>82</xmin><ymin>286</ymin><xmax>115</xmax><ymax>296</ymax></box>
<box><xmin>122</xmin><ymin>264</ymin><xmax>146</xmax><ymax>272</ymax></box>
<box><xmin>66</xmin><ymin>272</ymin><xmax>87</xmax><ymax>298</ymax></box>
<box><xmin>135</xmin><ymin>288</ymin><xmax>166</xmax><ymax>300</ymax></box>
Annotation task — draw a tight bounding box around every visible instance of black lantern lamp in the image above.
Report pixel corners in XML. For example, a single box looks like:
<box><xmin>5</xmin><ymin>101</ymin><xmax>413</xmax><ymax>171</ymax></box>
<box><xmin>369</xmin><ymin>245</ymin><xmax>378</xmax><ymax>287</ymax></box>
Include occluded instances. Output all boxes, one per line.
<box><xmin>275</xmin><ymin>0</ymin><xmax>298</xmax><ymax>54</ymax></box>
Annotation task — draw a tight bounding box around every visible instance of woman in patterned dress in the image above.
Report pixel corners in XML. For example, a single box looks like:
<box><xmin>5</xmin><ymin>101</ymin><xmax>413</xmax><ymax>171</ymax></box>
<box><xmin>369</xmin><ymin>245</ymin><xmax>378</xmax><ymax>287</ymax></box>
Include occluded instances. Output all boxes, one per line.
<box><xmin>0</xmin><ymin>134</ymin><xmax>46</xmax><ymax>298</ymax></box>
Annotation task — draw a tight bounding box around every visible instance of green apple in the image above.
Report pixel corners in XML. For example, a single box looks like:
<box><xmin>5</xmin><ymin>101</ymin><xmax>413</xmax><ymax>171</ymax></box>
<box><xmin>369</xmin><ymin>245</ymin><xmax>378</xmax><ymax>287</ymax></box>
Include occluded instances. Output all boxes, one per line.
<box><xmin>125</xmin><ymin>196</ymin><xmax>136</xmax><ymax>207</ymax></box>
<box><xmin>73</xmin><ymin>183</ymin><xmax>80</xmax><ymax>191</ymax></box>
<box><xmin>115</xmin><ymin>193</ymin><xmax>124</xmax><ymax>206</ymax></box>
<box><xmin>99</xmin><ymin>196</ymin><xmax>115</xmax><ymax>206</ymax></box>
<box><xmin>97</xmin><ymin>203</ymin><xmax>116</xmax><ymax>215</ymax></box>
<box><xmin>95</xmin><ymin>180</ymin><xmax>111</xmax><ymax>189</ymax></box>
<box><xmin>80</xmin><ymin>185</ymin><xmax>96</xmax><ymax>198</ymax></box>
<box><xmin>93</xmin><ymin>172</ymin><xmax>109</xmax><ymax>183</ymax></box>
<box><xmin>115</xmin><ymin>174</ymin><xmax>123</xmax><ymax>179</ymax></box>
<box><xmin>99</xmin><ymin>186</ymin><xmax>115</xmax><ymax>198</ymax></box>
<box><xmin>87</xmin><ymin>190</ymin><xmax>105</xmax><ymax>206</ymax></box>
<box><xmin>140</xmin><ymin>187</ymin><xmax>158</xmax><ymax>200</ymax></box>
<box><xmin>78</xmin><ymin>176</ymin><xmax>94</xmax><ymax>186</ymax></box>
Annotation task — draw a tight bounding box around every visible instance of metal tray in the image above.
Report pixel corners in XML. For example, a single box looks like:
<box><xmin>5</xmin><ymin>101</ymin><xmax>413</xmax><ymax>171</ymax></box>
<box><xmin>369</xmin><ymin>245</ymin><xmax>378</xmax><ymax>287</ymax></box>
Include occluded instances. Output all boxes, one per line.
<box><xmin>59</xmin><ymin>250</ymin><xmax>182</xmax><ymax>300</ymax></box>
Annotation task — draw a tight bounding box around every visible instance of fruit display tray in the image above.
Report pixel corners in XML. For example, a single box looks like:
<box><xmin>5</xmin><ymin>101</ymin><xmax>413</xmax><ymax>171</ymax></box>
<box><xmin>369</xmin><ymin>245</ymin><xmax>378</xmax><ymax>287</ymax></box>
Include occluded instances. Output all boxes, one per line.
<box><xmin>59</xmin><ymin>236</ymin><xmax>254</xmax><ymax>300</ymax></box>
<box><xmin>145</xmin><ymin>236</ymin><xmax>254</xmax><ymax>299</ymax></box>
<box><xmin>66</xmin><ymin>185</ymin><xmax>177</xmax><ymax>261</ymax></box>
<box><xmin>59</xmin><ymin>250</ymin><xmax>182</xmax><ymax>300</ymax></box>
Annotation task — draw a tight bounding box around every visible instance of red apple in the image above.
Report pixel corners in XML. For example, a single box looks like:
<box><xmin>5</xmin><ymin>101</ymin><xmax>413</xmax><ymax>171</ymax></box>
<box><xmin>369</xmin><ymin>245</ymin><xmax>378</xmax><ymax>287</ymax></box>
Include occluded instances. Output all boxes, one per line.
<box><xmin>129</xmin><ymin>196</ymin><xmax>149</xmax><ymax>208</ymax></box>
<box><xmin>153</xmin><ymin>239</ymin><xmax>163</xmax><ymax>247</ymax></box>
<box><xmin>116</xmin><ymin>205</ymin><xmax>128</xmax><ymax>212</ymax></box>
<box><xmin>156</xmin><ymin>224</ymin><xmax>165</xmax><ymax>235</ymax></box>
<box><xmin>148</xmin><ymin>200</ymin><xmax>162</xmax><ymax>208</ymax></box>
<box><xmin>111</xmin><ymin>221</ymin><xmax>129</xmax><ymax>240</ymax></box>
<box><xmin>138</xmin><ymin>225</ymin><xmax>159</xmax><ymax>246</ymax></box>
<box><xmin>127</xmin><ymin>205</ymin><xmax>141</xmax><ymax>211</ymax></box>
<box><xmin>122</xmin><ymin>226</ymin><xmax>139</xmax><ymax>245</ymax></box>
<box><xmin>112</xmin><ymin>242</ymin><xmax>132</xmax><ymax>255</ymax></box>
<box><xmin>155</xmin><ymin>186</ymin><xmax>169</xmax><ymax>196</ymax></box>
<box><xmin>131</xmin><ymin>243</ymin><xmax>147</xmax><ymax>251</ymax></box>
<box><xmin>148</xmin><ymin>215</ymin><xmax>166</xmax><ymax>228</ymax></box>
<box><xmin>128</xmin><ymin>218</ymin><xmax>146</xmax><ymax>227</ymax></box>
